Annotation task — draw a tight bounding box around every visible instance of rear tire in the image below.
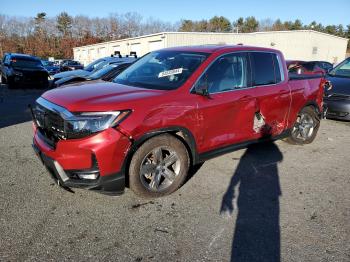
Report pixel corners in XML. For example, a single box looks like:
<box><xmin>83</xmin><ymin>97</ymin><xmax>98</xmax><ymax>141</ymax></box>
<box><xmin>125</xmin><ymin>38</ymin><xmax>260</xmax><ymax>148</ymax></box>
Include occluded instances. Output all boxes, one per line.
<box><xmin>286</xmin><ymin>106</ymin><xmax>320</xmax><ymax>145</ymax></box>
<box><xmin>129</xmin><ymin>134</ymin><xmax>190</xmax><ymax>198</ymax></box>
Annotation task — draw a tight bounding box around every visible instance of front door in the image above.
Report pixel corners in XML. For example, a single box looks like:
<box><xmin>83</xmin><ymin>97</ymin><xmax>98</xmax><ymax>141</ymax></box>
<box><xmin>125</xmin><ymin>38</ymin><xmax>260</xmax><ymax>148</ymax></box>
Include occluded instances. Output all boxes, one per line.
<box><xmin>194</xmin><ymin>52</ymin><xmax>257</xmax><ymax>153</ymax></box>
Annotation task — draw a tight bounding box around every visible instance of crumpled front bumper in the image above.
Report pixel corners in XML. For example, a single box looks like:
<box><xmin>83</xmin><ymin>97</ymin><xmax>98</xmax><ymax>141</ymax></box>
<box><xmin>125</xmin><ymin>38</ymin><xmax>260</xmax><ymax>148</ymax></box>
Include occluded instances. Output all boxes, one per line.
<box><xmin>32</xmin><ymin>141</ymin><xmax>126</xmax><ymax>195</ymax></box>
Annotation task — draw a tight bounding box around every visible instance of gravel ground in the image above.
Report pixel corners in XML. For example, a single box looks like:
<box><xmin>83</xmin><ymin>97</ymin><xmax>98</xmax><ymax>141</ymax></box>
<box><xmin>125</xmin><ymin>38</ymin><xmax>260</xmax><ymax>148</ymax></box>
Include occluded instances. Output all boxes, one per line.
<box><xmin>0</xmin><ymin>89</ymin><xmax>349</xmax><ymax>261</ymax></box>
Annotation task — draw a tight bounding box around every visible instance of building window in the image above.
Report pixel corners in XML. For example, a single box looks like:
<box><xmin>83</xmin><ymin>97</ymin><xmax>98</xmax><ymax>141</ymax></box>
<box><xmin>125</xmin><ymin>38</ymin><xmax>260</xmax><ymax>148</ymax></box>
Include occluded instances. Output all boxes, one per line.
<box><xmin>312</xmin><ymin>47</ymin><xmax>318</xmax><ymax>55</ymax></box>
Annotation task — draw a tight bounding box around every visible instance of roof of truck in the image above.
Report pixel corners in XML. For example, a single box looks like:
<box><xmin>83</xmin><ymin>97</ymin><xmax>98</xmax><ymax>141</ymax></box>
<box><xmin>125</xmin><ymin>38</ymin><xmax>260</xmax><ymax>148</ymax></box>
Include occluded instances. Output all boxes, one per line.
<box><xmin>162</xmin><ymin>45</ymin><xmax>279</xmax><ymax>54</ymax></box>
<box><xmin>5</xmin><ymin>53</ymin><xmax>40</xmax><ymax>60</ymax></box>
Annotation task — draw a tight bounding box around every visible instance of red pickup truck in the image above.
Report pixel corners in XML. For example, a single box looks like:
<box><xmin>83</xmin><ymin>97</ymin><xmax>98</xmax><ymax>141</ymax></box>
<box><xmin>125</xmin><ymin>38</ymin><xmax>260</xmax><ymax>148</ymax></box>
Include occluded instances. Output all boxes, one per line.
<box><xmin>31</xmin><ymin>45</ymin><xmax>326</xmax><ymax>197</ymax></box>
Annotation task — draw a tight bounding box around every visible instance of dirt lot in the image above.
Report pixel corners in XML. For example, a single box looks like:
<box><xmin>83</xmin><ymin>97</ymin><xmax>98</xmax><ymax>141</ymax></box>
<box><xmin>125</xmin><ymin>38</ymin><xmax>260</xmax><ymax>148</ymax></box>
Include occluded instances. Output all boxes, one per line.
<box><xmin>0</xmin><ymin>88</ymin><xmax>349</xmax><ymax>261</ymax></box>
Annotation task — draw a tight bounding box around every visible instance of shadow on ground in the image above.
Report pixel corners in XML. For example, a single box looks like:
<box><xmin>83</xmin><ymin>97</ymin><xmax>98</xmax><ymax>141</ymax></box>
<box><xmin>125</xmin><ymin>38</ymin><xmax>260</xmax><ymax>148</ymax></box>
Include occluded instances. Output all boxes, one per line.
<box><xmin>221</xmin><ymin>142</ymin><xmax>283</xmax><ymax>262</ymax></box>
<box><xmin>0</xmin><ymin>84</ymin><xmax>46</xmax><ymax>128</ymax></box>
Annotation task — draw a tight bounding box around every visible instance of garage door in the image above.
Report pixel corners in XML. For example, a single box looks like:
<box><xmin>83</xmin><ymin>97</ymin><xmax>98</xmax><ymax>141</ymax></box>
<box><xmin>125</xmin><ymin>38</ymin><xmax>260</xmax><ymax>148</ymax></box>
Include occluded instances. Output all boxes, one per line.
<box><xmin>98</xmin><ymin>47</ymin><xmax>106</xmax><ymax>58</ymax></box>
<box><xmin>149</xmin><ymin>40</ymin><xmax>163</xmax><ymax>52</ymax></box>
<box><xmin>112</xmin><ymin>45</ymin><xmax>120</xmax><ymax>55</ymax></box>
<box><xmin>130</xmin><ymin>43</ymin><xmax>142</xmax><ymax>57</ymax></box>
<box><xmin>88</xmin><ymin>48</ymin><xmax>96</xmax><ymax>62</ymax></box>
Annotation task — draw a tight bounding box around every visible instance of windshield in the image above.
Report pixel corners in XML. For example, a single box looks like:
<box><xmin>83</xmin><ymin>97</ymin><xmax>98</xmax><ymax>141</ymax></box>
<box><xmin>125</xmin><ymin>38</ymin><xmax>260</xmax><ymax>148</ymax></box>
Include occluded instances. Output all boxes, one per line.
<box><xmin>89</xmin><ymin>64</ymin><xmax>117</xmax><ymax>79</ymax></box>
<box><xmin>84</xmin><ymin>59</ymin><xmax>107</xmax><ymax>72</ymax></box>
<box><xmin>42</xmin><ymin>61</ymin><xmax>54</xmax><ymax>67</ymax></box>
<box><xmin>113</xmin><ymin>51</ymin><xmax>209</xmax><ymax>90</ymax></box>
<box><xmin>66</xmin><ymin>61</ymin><xmax>80</xmax><ymax>65</ymax></box>
<box><xmin>329</xmin><ymin>58</ymin><xmax>350</xmax><ymax>77</ymax></box>
<box><xmin>11</xmin><ymin>58</ymin><xmax>42</xmax><ymax>68</ymax></box>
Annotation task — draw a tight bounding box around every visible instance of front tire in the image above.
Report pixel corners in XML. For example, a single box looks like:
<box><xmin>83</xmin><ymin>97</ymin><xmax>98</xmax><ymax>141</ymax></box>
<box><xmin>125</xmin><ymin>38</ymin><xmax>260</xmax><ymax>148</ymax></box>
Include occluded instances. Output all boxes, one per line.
<box><xmin>129</xmin><ymin>134</ymin><xmax>190</xmax><ymax>198</ymax></box>
<box><xmin>286</xmin><ymin>106</ymin><xmax>320</xmax><ymax>145</ymax></box>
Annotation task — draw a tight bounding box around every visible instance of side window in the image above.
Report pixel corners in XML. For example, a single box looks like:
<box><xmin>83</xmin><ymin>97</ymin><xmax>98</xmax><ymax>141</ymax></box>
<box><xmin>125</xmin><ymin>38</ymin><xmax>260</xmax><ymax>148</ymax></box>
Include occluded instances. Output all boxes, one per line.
<box><xmin>5</xmin><ymin>55</ymin><xmax>11</xmax><ymax>65</ymax></box>
<box><xmin>322</xmin><ymin>62</ymin><xmax>332</xmax><ymax>71</ymax></box>
<box><xmin>196</xmin><ymin>53</ymin><xmax>250</xmax><ymax>94</ymax></box>
<box><xmin>272</xmin><ymin>54</ymin><xmax>282</xmax><ymax>82</ymax></box>
<box><xmin>250</xmin><ymin>52</ymin><xmax>277</xmax><ymax>86</ymax></box>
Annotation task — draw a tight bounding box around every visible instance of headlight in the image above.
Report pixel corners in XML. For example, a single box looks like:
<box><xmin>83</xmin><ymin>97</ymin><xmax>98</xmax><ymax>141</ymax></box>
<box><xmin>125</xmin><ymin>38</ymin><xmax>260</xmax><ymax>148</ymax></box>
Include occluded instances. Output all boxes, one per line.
<box><xmin>13</xmin><ymin>71</ymin><xmax>23</xmax><ymax>77</ymax></box>
<box><xmin>63</xmin><ymin>110</ymin><xmax>131</xmax><ymax>139</ymax></box>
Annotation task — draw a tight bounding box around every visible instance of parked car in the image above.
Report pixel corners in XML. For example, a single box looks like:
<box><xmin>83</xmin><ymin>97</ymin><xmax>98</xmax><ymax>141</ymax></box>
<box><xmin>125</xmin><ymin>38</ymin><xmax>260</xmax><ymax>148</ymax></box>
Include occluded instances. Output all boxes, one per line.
<box><xmin>31</xmin><ymin>46</ymin><xmax>326</xmax><ymax>197</ymax></box>
<box><xmin>53</xmin><ymin>59</ymin><xmax>65</xmax><ymax>66</ymax></box>
<box><xmin>54</xmin><ymin>63</ymin><xmax>131</xmax><ymax>87</ymax></box>
<box><xmin>304</xmin><ymin>61</ymin><xmax>333</xmax><ymax>73</ymax></box>
<box><xmin>287</xmin><ymin>60</ymin><xmax>332</xmax><ymax>74</ymax></box>
<box><xmin>41</xmin><ymin>60</ymin><xmax>60</xmax><ymax>75</ymax></box>
<box><xmin>1</xmin><ymin>53</ymin><xmax>49</xmax><ymax>89</ymax></box>
<box><xmin>324</xmin><ymin>57</ymin><xmax>350</xmax><ymax>121</ymax></box>
<box><xmin>52</xmin><ymin>56</ymin><xmax>136</xmax><ymax>85</ymax></box>
<box><xmin>60</xmin><ymin>60</ymin><xmax>84</xmax><ymax>72</ymax></box>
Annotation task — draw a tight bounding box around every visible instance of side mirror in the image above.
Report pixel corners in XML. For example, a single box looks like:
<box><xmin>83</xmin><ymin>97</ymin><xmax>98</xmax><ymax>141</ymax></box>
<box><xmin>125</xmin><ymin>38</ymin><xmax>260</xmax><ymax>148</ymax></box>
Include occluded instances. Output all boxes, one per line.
<box><xmin>194</xmin><ymin>86</ymin><xmax>210</xmax><ymax>97</ymax></box>
<box><xmin>192</xmin><ymin>75</ymin><xmax>211</xmax><ymax>98</ymax></box>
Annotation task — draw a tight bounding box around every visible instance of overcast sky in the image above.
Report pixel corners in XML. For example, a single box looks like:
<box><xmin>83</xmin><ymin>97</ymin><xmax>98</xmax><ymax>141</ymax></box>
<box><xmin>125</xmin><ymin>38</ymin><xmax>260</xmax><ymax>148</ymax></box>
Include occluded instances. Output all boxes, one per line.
<box><xmin>1</xmin><ymin>0</ymin><xmax>349</xmax><ymax>26</ymax></box>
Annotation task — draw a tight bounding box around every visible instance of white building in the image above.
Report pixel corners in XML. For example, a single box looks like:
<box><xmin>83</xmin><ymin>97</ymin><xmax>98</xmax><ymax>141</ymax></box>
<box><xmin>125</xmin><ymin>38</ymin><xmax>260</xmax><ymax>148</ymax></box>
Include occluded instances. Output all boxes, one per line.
<box><xmin>73</xmin><ymin>30</ymin><xmax>348</xmax><ymax>66</ymax></box>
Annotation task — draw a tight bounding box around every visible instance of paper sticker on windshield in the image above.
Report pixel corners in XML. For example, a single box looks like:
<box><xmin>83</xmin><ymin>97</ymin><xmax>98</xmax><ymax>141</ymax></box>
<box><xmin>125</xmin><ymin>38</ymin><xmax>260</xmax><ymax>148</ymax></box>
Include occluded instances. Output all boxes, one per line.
<box><xmin>158</xmin><ymin>68</ymin><xmax>183</xmax><ymax>78</ymax></box>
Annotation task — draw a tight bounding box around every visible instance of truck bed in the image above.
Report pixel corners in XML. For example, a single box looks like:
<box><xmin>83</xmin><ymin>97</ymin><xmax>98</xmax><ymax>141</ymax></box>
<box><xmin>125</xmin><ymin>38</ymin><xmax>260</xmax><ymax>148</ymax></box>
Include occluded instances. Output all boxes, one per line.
<box><xmin>289</xmin><ymin>73</ymin><xmax>323</xmax><ymax>81</ymax></box>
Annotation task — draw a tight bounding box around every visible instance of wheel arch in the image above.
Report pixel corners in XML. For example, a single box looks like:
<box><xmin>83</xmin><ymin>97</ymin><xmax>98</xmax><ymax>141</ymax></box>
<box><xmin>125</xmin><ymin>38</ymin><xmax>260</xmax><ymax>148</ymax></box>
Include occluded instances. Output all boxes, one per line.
<box><xmin>302</xmin><ymin>100</ymin><xmax>322</xmax><ymax>119</ymax></box>
<box><xmin>121</xmin><ymin>126</ymin><xmax>199</xmax><ymax>187</ymax></box>
<box><xmin>286</xmin><ymin>101</ymin><xmax>321</xmax><ymax>145</ymax></box>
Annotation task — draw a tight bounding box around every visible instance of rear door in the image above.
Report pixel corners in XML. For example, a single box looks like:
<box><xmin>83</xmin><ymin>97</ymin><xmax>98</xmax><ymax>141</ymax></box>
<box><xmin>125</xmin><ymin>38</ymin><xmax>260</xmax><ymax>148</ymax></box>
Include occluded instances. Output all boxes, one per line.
<box><xmin>249</xmin><ymin>52</ymin><xmax>290</xmax><ymax>136</ymax></box>
<box><xmin>194</xmin><ymin>52</ymin><xmax>257</xmax><ymax>152</ymax></box>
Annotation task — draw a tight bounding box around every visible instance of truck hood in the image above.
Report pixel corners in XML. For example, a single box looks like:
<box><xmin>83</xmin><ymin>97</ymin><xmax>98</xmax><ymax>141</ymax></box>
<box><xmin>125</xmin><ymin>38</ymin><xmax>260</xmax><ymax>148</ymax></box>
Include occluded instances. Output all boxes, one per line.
<box><xmin>53</xmin><ymin>69</ymin><xmax>90</xmax><ymax>79</ymax></box>
<box><xmin>42</xmin><ymin>81</ymin><xmax>164</xmax><ymax>112</ymax></box>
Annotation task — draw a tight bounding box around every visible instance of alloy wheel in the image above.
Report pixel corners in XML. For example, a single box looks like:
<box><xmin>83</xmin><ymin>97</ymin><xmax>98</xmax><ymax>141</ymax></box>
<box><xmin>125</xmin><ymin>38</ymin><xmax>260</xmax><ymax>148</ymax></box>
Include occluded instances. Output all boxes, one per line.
<box><xmin>139</xmin><ymin>146</ymin><xmax>180</xmax><ymax>192</ymax></box>
<box><xmin>292</xmin><ymin>112</ymin><xmax>315</xmax><ymax>141</ymax></box>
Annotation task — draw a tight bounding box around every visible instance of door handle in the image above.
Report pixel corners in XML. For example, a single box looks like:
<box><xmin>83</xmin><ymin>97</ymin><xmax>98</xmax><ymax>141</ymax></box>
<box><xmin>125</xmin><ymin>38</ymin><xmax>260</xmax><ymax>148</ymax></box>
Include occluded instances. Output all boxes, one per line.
<box><xmin>240</xmin><ymin>95</ymin><xmax>252</xmax><ymax>100</ymax></box>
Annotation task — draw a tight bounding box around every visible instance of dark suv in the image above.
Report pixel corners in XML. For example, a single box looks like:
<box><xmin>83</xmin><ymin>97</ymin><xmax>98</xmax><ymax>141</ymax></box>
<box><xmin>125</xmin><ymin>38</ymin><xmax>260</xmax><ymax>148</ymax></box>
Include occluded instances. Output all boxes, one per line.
<box><xmin>1</xmin><ymin>53</ymin><xmax>49</xmax><ymax>89</ymax></box>
<box><xmin>60</xmin><ymin>60</ymin><xmax>84</xmax><ymax>72</ymax></box>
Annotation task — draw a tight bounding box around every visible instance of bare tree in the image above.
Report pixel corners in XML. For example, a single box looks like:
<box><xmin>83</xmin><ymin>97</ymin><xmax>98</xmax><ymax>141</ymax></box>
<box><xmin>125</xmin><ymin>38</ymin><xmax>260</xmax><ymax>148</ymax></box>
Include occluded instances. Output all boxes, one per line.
<box><xmin>122</xmin><ymin>12</ymin><xmax>142</xmax><ymax>37</ymax></box>
<box><xmin>259</xmin><ymin>18</ymin><xmax>274</xmax><ymax>32</ymax></box>
<box><xmin>0</xmin><ymin>12</ymin><xmax>348</xmax><ymax>58</ymax></box>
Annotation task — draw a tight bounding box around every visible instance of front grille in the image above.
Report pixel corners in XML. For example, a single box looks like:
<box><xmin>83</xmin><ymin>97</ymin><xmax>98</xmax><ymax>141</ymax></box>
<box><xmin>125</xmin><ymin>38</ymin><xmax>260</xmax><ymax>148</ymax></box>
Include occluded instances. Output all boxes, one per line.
<box><xmin>32</xmin><ymin>97</ymin><xmax>97</xmax><ymax>143</ymax></box>
<box><xmin>19</xmin><ymin>71</ymin><xmax>47</xmax><ymax>84</ymax></box>
<box><xmin>33</xmin><ymin>102</ymin><xmax>66</xmax><ymax>148</ymax></box>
